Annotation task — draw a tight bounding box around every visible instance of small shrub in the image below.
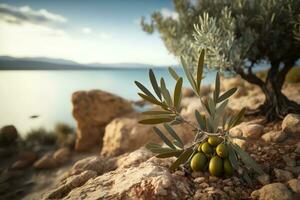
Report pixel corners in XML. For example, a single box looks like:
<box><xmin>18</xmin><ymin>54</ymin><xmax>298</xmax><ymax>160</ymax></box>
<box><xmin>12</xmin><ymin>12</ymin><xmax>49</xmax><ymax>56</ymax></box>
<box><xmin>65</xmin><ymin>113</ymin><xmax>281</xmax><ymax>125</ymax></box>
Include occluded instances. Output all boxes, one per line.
<box><xmin>25</xmin><ymin>127</ymin><xmax>57</xmax><ymax>146</ymax></box>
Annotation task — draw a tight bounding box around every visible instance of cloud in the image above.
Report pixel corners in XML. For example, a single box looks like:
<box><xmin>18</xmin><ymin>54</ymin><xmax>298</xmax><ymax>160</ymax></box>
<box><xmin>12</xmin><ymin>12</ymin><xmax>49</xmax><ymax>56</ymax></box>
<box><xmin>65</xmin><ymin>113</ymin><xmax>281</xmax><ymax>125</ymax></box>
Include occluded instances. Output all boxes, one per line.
<box><xmin>0</xmin><ymin>3</ymin><xmax>67</xmax><ymax>25</ymax></box>
<box><xmin>82</xmin><ymin>27</ymin><xmax>92</xmax><ymax>34</ymax></box>
<box><xmin>160</xmin><ymin>8</ymin><xmax>179</xmax><ymax>20</ymax></box>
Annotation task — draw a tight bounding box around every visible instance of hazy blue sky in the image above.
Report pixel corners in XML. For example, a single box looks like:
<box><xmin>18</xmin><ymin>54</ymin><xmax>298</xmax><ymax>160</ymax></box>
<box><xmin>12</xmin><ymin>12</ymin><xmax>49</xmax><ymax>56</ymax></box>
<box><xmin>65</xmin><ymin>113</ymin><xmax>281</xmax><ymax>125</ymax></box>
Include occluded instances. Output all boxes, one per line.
<box><xmin>0</xmin><ymin>0</ymin><xmax>179</xmax><ymax>65</ymax></box>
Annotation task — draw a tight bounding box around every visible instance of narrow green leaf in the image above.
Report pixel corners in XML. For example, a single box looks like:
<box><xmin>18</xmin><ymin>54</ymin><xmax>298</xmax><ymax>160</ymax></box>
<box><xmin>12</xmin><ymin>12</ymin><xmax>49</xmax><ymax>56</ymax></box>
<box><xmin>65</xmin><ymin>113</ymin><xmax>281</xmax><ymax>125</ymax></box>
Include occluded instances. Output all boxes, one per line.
<box><xmin>207</xmin><ymin>97</ymin><xmax>216</xmax><ymax>117</ymax></box>
<box><xmin>231</xmin><ymin>107</ymin><xmax>246</xmax><ymax>128</ymax></box>
<box><xmin>146</xmin><ymin>142</ymin><xmax>162</xmax><ymax>150</ymax></box>
<box><xmin>168</xmin><ymin>67</ymin><xmax>180</xmax><ymax>80</ymax></box>
<box><xmin>139</xmin><ymin>116</ymin><xmax>174</xmax><ymax>125</ymax></box>
<box><xmin>213</xmin><ymin>72</ymin><xmax>220</xmax><ymax>103</ymax></box>
<box><xmin>216</xmin><ymin>99</ymin><xmax>228</xmax><ymax>116</ymax></box>
<box><xmin>163</xmin><ymin>123</ymin><xmax>183</xmax><ymax>148</ymax></box>
<box><xmin>195</xmin><ymin>110</ymin><xmax>206</xmax><ymax>131</ymax></box>
<box><xmin>196</xmin><ymin>50</ymin><xmax>205</xmax><ymax>93</ymax></box>
<box><xmin>156</xmin><ymin>150</ymin><xmax>183</xmax><ymax>158</ymax></box>
<box><xmin>174</xmin><ymin>77</ymin><xmax>183</xmax><ymax>111</ymax></box>
<box><xmin>169</xmin><ymin>148</ymin><xmax>193</xmax><ymax>171</ymax></box>
<box><xmin>217</xmin><ymin>88</ymin><xmax>237</xmax><ymax>103</ymax></box>
<box><xmin>135</xmin><ymin>81</ymin><xmax>156</xmax><ymax>99</ymax></box>
<box><xmin>142</xmin><ymin>110</ymin><xmax>173</xmax><ymax>115</ymax></box>
<box><xmin>228</xmin><ymin>144</ymin><xmax>238</xmax><ymax>169</ymax></box>
<box><xmin>201</xmin><ymin>98</ymin><xmax>211</xmax><ymax>115</ymax></box>
<box><xmin>160</xmin><ymin>78</ymin><xmax>173</xmax><ymax>107</ymax></box>
<box><xmin>181</xmin><ymin>56</ymin><xmax>198</xmax><ymax>94</ymax></box>
<box><xmin>153</xmin><ymin>127</ymin><xmax>175</xmax><ymax>149</ymax></box>
<box><xmin>147</xmin><ymin>146</ymin><xmax>176</xmax><ymax>154</ymax></box>
<box><xmin>138</xmin><ymin>93</ymin><xmax>164</xmax><ymax>106</ymax></box>
<box><xmin>149</xmin><ymin>69</ymin><xmax>162</xmax><ymax>100</ymax></box>
<box><xmin>173</xmin><ymin>140</ymin><xmax>184</xmax><ymax>149</ymax></box>
<box><xmin>232</xmin><ymin>144</ymin><xmax>264</xmax><ymax>175</ymax></box>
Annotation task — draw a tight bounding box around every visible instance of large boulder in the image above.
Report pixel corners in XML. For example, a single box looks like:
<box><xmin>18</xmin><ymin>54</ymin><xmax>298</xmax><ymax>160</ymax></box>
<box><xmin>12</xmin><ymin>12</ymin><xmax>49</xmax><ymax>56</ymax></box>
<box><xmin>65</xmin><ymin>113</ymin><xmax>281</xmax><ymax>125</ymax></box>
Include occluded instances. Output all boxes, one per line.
<box><xmin>53</xmin><ymin>148</ymin><xmax>71</xmax><ymax>165</ymax></box>
<box><xmin>251</xmin><ymin>183</ymin><xmax>293</xmax><ymax>200</ymax></box>
<box><xmin>101</xmin><ymin>117</ymin><xmax>158</xmax><ymax>157</ymax></box>
<box><xmin>0</xmin><ymin>125</ymin><xmax>19</xmax><ymax>146</ymax></box>
<box><xmin>282</xmin><ymin>114</ymin><xmax>300</xmax><ymax>137</ymax></box>
<box><xmin>58</xmin><ymin>160</ymin><xmax>192</xmax><ymax>200</ymax></box>
<box><xmin>72</xmin><ymin>90</ymin><xmax>133</xmax><ymax>151</ymax></box>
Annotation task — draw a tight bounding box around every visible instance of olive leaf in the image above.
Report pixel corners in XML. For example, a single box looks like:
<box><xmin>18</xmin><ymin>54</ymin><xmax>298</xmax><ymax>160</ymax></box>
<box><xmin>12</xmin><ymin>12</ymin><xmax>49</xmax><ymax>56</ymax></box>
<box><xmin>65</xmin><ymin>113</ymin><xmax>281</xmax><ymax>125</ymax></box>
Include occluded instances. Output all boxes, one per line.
<box><xmin>217</xmin><ymin>88</ymin><xmax>237</xmax><ymax>103</ymax></box>
<box><xmin>138</xmin><ymin>93</ymin><xmax>164</xmax><ymax>107</ymax></box>
<box><xmin>169</xmin><ymin>148</ymin><xmax>193</xmax><ymax>171</ymax></box>
<box><xmin>181</xmin><ymin>56</ymin><xmax>198</xmax><ymax>94</ymax></box>
<box><xmin>196</xmin><ymin>49</ymin><xmax>205</xmax><ymax>93</ymax></box>
<box><xmin>142</xmin><ymin>110</ymin><xmax>173</xmax><ymax>115</ymax></box>
<box><xmin>168</xmin><ymin>67</ymin><xmax>180</xmax><ymax>80</ymax></box>
<box><xmin>195</xmin><ymin>110</ymin><xmax>206</xmax><ymax>131</ymax></box>
<box><xmin>149</xmin><ymin>69</ymin><xmax>162</xmax><ymax>100</ymax></box>
<box><xmin>229</xmin><ymin>107</ymin><xmax>246</xmax><ymax>129</ymax></box>
<box><xmin>213</xmin><ymin>72</ymin><xmax>220</xmax><ymax>103</ymax></box>
<box><xmin>174</xmin><ymin>77</ymin><xmax>183</xmax><ymax>111</ymax></box>
<box><xmin>232</xmin><ymin>144</ymin><xmax>264</xmax><ymax>175</ymax></box>
<box><xmin>156</xmin><ymin>149</ymin><xmax>183</xmax><ymax>158</ymax></box>
<box><xmin>139</xmin><ymin>115</ymin><xmax>175</xmax><ymax>125</ymax></box>
<box><xmin>160</xmin><ymin>78</ymin><xmax>173</xmax><ymax>107</ymax></box>
<box><xmin>153</xmin><ymin>127</ymin><xmax>175</xmax><ymax>149</ymax></box>
<box><xmin>228</xmin><ymin>144</ymin><xmax>239</xmax><ymax>169</ymax></box>
<box><xmin>163</xmin><ymin>123</ymin><xmax>184</xmax><ymax>148</ymax></box>
<box><xmin>135</xmin><ymin>81</ymin><xmax>156</xmax><ymax>99</ymax></box>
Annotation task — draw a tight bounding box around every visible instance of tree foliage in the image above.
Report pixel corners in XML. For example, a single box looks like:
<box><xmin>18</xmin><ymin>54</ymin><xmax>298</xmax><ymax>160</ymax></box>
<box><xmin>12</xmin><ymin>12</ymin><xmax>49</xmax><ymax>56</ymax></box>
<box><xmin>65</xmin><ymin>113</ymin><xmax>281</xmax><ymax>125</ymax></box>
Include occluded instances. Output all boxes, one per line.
<box><xmin>141</xmin><ymin>0</ymin><xmax>300</xmax><ymax>121</ymax></box>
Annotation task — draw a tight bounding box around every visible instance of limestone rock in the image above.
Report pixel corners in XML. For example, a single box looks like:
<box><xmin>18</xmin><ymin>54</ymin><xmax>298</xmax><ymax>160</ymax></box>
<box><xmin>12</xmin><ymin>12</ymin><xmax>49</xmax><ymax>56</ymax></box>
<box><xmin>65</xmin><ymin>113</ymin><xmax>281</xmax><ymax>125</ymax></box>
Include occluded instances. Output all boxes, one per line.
<box><xmin>34</xmin><ymin>154</ymin><xmax>58</xmax><ymax>169</ymax></box>
<box><xmin>45</xmin><ymin>170</ymin><xmax>97</xmax><ymax>199</ymax></box>
<box><xmin>274</xmin><ymin>168</ymin><xmax>294</xmax><ymax>182</ymax></box>
<box><xmin>71</xmin><ymin>156</ymin><xmax>116</xmax><ymax>175</ymax></box>
<box><xmin>53</xmin><ymin>148</ymin><xmax>71</xmax><ymax>164</ymax></box>
<box><xmin>242</xmin><ymin>124</ymin><xmax>264</xmax><ymax>139</ymax></box>
<box><xmin>282</xmin><ymin>114</ymin><xmax>300</xmax><ymax>137</ymax></box>
<box><xmin>101</xmin><ymin>117</ymin><xmax>157</xmax><ymax>157</ymax></box>
<box><xmin>61</xmin><ymin>160</ymin><xmax>192</xmax><ymax>200</ymax></box>
<box><xmin>72</xmin><ymin>90</ymin><xmax>133</xmax><ymax>151</ymax></box>
<box><xmin>116</xmin><ymin>148</ymin><xmax>153</xmax><ymax>168</ymax></box>
<box><xmin>287</xmin><ymin>179</ymin><xmax>300</xmax><ymax>193</ymax></box>
<box><xmin>0</xmin><ymin>125</ymin><xmax>19</xmax><ymax>146</ymax></box>
<box><xmin>251</xmin><ymin>183</ymin><xmax>293</xmax><ymax>200</ymax></box>
<box><xmin>261</xmin><ymin>131</ymin><xmax>287</xmax><ymax>143</ymax></box>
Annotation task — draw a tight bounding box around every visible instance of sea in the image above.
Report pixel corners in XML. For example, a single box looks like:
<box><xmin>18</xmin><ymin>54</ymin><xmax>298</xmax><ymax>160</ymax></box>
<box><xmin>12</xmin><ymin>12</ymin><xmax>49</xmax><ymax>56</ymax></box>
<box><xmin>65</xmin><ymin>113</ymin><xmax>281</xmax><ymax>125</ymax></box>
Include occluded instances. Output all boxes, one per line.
<box><xmin>0</xmin><ymin>68</ymin><xmax>216</xmax><ymax>135</ymax></box>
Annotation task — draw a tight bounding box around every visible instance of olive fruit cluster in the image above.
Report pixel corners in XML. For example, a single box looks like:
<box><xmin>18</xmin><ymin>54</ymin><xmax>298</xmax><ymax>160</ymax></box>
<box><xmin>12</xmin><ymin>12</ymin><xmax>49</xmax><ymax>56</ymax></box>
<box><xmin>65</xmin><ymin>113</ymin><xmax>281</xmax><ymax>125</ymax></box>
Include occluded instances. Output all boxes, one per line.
<box><xmin>190</xmin><ymin>136</ymin><xmax>234</xmax><ymax>177</ymax></box>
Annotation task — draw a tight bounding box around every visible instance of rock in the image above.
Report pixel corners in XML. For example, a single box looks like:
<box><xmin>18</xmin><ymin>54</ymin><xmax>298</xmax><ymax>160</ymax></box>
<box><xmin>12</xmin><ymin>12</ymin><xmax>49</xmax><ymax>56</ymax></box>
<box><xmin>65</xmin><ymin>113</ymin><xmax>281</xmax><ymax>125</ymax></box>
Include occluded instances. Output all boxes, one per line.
<box><xmin>33</xmin><ymin>154</ymin><xmax>57</xmax><ymax>169</ymax></box>
<box><xmin>101</xmin><ymin>117</ymin><xmax>157</xmax><ymax>156</ymax></box>
<box><xmin>283</xmin><ymin>156</ymin><xmax>296</xmax><ymax>167</ymax></box>
<box><xmin>45</xmin><ymin>170</ymin><xmax>97</xmax><ymax>199</ymax></box>
<box><xmin>274</xmin><ymin>168</ymin><xmax>294</xmax><ymax>182</ymax></box>
<box><xmin>0</xmin><ymin>125</ymin><xmax>19</xmax><ymax>146</ymax></box>
<box><xmin>72</xmin><ymin>90</ymin><xmax>133</xmax><ymax>151</ymax></box>
<box><xmin>256</xmin><ymin>174</ymin><xmax>270</xmax><ymax>185</ymax></box>
<box><xmin>229</xmin><ymin>126</ymin><xmax>243</xmax><ymax>137</ymax></box>
<box><xmin>58</xmin><ymin>160</ymin><xmax>192</xmax><ymax>200</ymax></box>
<box><xmin>261</xmin><ymin>131</ymin><xmax>287</xmax><ymax>143</ymax></box>
<box><xmin>251</xmin><ymin>183</ymin><xmax>293</xmax><ymax>200</ymax></box>
<box><xmin>287</xmin><ymin>179</ymin><xmax>300</xmax><ymax>193</ymax></box>
<box><xmin>71</xmin><ymin>156</ymin><xmax>116</xmax><ymax>175</ymax></box>
<box><xmin>53</xmin><ymin>148</ymin><xmax>71</xmax><ymax>164</ymax></box>
<box><xmin>11</xmin><ymin>151</ymin><xmax>37</xmax><ymax>169</ymax></box>
<box><xmin>232</xmin><ymin>138</ymin><xmax>247</xmax><ymax>149</ymax></box>
<box><xmin>242</xmin><ymin>124</ymin><xmax>264</xmax><ymax>139</ymax></box>
<box><xmin>116</xmin><ymin>148</ymin><xmax>153</xmax><ymax>168</ymax></box>
<box><xmin>282</xmin><ymin>114</ymin><xmax>300</xmax><ymax>137</ymax></box>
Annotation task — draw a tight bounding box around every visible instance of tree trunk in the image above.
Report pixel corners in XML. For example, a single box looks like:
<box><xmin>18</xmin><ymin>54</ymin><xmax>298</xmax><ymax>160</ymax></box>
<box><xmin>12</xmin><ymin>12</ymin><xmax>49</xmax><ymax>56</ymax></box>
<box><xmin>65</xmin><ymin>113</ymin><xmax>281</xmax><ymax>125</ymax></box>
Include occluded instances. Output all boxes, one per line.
<box><xmin>235</xmin><ymin>62</ymin><xmax>300</xmax><ymax>122</ymax></box>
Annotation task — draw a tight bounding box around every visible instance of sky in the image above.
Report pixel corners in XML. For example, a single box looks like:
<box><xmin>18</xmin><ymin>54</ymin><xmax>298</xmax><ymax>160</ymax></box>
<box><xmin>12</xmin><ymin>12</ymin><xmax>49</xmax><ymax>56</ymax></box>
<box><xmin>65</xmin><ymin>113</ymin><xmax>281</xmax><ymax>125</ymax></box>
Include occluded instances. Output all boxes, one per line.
<box><xmin>0</xmin><ymin>0</ymin><xmax>179</xmax><ymax>66</ymax></box>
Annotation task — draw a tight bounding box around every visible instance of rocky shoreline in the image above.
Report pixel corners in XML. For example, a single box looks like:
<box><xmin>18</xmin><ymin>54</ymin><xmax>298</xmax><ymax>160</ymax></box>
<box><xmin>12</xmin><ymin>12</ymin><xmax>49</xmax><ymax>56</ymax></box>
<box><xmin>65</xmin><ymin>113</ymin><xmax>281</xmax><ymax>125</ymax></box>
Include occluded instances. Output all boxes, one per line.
<box><xmin>1</xmin><ymin>76</ymin><xmax>300</xmax><ymax>200</ymax></box>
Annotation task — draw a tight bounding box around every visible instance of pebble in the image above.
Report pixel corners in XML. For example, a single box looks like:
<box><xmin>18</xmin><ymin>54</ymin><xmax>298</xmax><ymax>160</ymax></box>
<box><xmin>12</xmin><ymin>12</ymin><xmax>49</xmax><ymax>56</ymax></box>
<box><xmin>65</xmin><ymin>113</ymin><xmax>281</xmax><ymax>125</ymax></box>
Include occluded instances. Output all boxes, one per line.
<box><xmin>199</xmin><ymin>182</ymin><xmax>209</xmax><ymax>189</ymax></box>
<box><xmin>194</xmin><ymin>177</ymin><xmax>205</xmax><ymax>184</ymax></box>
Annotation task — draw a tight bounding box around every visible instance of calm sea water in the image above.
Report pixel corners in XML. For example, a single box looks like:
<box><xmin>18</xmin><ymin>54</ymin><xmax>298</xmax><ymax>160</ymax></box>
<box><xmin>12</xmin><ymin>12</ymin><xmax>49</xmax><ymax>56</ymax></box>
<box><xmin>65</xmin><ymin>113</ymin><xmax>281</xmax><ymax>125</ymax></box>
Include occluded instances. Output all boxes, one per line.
<box><xmin>0</xmin><ymin>68</ymin><xmax>215</xmax><ymax>134</ymax></box>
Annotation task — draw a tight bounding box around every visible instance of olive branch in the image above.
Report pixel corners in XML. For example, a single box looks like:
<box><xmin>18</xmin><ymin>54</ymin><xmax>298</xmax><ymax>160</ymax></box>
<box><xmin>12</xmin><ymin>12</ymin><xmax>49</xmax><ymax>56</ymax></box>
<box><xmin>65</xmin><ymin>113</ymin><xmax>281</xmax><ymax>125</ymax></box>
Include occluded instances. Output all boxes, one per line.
<box><xmin>135</xmin><ymin>50</ymin><xmax>264</xmax><ymax>179</ymax></box>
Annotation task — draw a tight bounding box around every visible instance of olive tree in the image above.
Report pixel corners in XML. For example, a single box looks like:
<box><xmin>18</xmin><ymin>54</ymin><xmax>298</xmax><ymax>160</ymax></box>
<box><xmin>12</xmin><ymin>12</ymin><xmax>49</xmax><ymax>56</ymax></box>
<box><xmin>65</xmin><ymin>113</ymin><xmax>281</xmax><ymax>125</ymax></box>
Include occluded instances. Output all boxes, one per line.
<box><xmin>141</xmin><ymin>0</ymin><xmax>300</xmax><ymax>121</ymax></box>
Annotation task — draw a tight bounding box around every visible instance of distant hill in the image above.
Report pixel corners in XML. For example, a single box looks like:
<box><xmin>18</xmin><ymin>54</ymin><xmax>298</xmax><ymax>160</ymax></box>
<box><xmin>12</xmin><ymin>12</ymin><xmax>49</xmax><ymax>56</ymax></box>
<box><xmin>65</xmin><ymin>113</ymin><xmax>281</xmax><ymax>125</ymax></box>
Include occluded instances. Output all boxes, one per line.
<box><xmin>0</xmin><ymin>56</ymin><xmax>172</xmax><ymax>70</ymax></box>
